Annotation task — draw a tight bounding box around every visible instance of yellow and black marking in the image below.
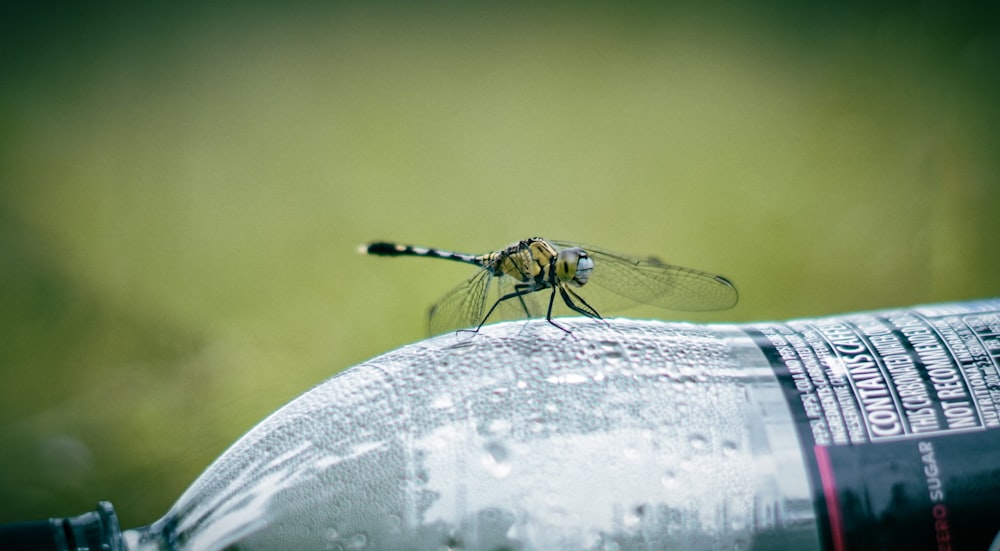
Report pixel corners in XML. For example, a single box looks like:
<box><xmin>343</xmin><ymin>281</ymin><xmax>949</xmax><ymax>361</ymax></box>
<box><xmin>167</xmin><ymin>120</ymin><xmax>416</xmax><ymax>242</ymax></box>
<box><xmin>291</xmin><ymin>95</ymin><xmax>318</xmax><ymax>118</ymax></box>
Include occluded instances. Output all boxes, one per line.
<box><xmin>361</xmin><ymin>237</ymin><xmax>737</xmax><ymax>335</ymax></box>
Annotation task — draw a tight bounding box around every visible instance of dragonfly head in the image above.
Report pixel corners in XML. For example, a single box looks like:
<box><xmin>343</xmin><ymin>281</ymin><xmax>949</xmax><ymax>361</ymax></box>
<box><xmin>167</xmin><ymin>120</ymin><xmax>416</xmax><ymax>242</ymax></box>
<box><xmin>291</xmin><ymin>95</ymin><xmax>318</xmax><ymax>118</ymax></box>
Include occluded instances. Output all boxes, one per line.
<box><xmin>555</xmin><ymin>247</ymin><xmax>594</xmax><ymax>287</ymax></box>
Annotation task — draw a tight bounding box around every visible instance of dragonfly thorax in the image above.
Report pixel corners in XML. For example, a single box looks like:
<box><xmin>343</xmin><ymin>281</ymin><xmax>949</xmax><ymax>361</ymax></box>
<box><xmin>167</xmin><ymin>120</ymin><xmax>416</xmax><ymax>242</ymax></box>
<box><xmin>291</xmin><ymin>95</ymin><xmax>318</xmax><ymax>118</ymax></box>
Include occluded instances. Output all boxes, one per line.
<box><xmin>486</xmin><ymin>238</ymin><xmax>555</xmax><ymax>283</ymax></box>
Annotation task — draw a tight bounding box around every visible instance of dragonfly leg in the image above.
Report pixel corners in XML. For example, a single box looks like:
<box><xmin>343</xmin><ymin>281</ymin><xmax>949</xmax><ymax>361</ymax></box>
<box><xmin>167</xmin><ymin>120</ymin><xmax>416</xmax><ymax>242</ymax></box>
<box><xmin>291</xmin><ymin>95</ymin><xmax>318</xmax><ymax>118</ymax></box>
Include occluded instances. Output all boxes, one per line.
<box><xmin>558</xmin><ymin>286</ymin><xmax>603</xmax><ymax>320</ymax></box>
<box><xmin>543</xmin><ymin>286</ymin><xmax>572</xmax><ymax>333</ymax></box>
<box><xmin>515</xmin><ymin>290</ymin><xmax>533</xmax><ymax>318</ymax></box>
<box><xmin>475</xmin><ymin>284</ymin><xmax>546</xmax><ymax>332</ymax></box>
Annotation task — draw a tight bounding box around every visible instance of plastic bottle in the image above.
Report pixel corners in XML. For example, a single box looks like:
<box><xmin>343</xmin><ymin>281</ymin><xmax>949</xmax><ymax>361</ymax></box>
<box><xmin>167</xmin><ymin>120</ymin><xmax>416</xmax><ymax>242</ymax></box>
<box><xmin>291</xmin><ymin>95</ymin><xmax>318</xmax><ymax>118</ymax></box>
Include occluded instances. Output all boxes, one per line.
<box><xmin>4</xmin><ymin>299</ymin><xmax>1000</xmax><ymax>550</ymax></box>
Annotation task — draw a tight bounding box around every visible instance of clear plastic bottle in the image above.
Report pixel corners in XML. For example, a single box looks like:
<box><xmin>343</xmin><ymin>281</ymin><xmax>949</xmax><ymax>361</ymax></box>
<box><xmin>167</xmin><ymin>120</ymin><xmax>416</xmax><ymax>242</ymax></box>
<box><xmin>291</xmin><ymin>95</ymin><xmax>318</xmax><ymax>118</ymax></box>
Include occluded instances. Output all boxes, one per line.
<box><xmin>5</xmin><ymin>299</ymin><xmax>1000</xmax><ymax>550</ymax></box>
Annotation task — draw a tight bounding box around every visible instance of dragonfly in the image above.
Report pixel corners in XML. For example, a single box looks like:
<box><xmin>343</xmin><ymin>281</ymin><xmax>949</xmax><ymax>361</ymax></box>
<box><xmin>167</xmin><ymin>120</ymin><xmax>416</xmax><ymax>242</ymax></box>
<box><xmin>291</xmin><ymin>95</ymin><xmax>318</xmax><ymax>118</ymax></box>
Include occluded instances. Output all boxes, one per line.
<box><xmin>360</xmin><ymin>237</ymin><xmax>738</xmax><ymax>335</ymax></box>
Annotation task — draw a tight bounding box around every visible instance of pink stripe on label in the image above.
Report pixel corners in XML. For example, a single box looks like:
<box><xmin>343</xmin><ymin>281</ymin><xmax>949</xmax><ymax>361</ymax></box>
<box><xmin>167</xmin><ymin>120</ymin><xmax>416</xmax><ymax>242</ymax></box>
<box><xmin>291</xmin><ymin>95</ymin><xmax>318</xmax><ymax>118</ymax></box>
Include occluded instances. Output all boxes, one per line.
<box><xmin>815</xmin><ymin>445</ymin><xmax>845</xmax><ymax>551</ymax></box>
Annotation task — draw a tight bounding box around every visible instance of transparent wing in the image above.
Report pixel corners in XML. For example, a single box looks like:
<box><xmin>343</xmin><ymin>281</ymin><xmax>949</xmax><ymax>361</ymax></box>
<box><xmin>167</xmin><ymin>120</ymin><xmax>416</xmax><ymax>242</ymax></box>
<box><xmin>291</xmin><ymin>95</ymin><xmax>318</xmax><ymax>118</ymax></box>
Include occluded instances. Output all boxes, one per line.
<box><xmin>427</xmin><ymin>265</ymin><xmax>552</xmax><ymax>335</ymax></box>
<box><xmin>549</xmin><ymin>241</ymin><xmax>738</xmax><ymax>312</ymax></box>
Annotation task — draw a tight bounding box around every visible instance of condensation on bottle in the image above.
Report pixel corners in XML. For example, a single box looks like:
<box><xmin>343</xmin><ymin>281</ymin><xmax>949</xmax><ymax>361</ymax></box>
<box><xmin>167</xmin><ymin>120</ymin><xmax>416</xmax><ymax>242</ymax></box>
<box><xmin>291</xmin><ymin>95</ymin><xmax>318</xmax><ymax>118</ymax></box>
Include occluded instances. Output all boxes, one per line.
<box><xmin>13</xmin><ymin>300</ymin><xmax>1000</xmax><ymax>551</ymax></box>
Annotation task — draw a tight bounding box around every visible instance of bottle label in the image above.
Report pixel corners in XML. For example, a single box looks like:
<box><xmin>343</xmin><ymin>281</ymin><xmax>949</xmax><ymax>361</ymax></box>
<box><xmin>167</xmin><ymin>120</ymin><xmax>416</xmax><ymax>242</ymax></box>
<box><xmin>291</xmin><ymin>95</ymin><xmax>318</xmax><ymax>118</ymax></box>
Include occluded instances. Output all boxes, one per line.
<box><xmin>744</xmin><ymin>301</ymin><xmax>1000</xmax><ymax>551</ymax></box>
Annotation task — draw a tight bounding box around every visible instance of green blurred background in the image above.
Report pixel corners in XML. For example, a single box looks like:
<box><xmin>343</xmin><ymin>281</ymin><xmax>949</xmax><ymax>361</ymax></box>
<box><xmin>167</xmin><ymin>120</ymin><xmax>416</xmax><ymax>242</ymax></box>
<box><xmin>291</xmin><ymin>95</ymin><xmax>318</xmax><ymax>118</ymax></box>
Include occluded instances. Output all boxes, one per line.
<box><xmin>1</xmin><ymin>0</ymin><xmax>998</xmax><ymax>529</ymax></box>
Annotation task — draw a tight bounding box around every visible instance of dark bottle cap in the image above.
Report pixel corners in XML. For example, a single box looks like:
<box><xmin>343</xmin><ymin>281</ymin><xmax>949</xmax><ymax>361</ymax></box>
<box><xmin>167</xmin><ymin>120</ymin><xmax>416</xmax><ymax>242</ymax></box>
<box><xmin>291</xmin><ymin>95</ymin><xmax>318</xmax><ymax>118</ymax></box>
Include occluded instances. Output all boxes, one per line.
<box><xmin>0</xmin><ymin>502</ymin><xmax>122</xmax><ymax>551</ymax></box>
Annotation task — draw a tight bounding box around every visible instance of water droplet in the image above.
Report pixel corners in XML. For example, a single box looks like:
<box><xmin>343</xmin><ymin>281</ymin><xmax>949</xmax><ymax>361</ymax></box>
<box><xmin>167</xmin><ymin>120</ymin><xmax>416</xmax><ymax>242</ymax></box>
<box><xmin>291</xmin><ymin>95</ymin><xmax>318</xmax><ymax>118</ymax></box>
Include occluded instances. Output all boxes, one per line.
<box><xmin>431</xmin><ymin>394</ymin><xmax>454</xmax><ymax>409</ymax></box>
<box><xmin>414</xmin><ymin>469</ymin><xmax>429</xmax><ymax>484</ymax></box>
<box><xmin>721</xmin><ymin>440</ymin><xmax>739</xmax><ymax>456</ymax></box>
<box><xmin>480</xmin><ymin>507</ymin><xmax>503</xmax><ymax>523</ymax></box>
<box><xmin>623</xmin><ymin>506</ymin><xmax>643</xmax><ymax>530</ymax></box>
<box><xmin>487</xmin><ymin>418</ymin><xmax>512</xmax><ymax>434</ymax></box>
<box><xmin>444</xmin><ymin>340</ymin><xmax>476</xmax><ymax>354</ymax></box>
<box><xmin>660</xmin><ymin>469</ymin><xmax>677</xmax><ymax>487</ymax></box>
<box><xmin>346</xmin><ymin>532</ymin><xmax>368</xmax><ymax>549</ymax></box>
<box><xmin>598</xmin><ymin>340</ymin><xmax>626</xmax><ymax>360</ymax></box>
<box><xmin>545</xmin><ymin>374</ymin><xmax>577</xmax><ymax>385</ymax></box>
<box><xmin>481</xmin><ymin>441</ymin><xmax>512</xmax><ymax>478</ymax></box>
<box><xmin>689</xmin><ymin>433</ymin><xmax>708</xmax><ymax>450</ymax></box>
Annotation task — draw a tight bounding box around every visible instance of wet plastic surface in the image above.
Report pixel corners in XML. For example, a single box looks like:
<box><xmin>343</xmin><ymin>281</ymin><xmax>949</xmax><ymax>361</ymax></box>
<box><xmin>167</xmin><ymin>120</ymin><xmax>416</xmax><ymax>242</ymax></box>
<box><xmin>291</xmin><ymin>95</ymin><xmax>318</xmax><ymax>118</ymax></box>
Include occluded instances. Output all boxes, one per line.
<box><xmin>124</xmin><ymin>318</ymin><xmax>818</xmax><ymax>551</ymax></box>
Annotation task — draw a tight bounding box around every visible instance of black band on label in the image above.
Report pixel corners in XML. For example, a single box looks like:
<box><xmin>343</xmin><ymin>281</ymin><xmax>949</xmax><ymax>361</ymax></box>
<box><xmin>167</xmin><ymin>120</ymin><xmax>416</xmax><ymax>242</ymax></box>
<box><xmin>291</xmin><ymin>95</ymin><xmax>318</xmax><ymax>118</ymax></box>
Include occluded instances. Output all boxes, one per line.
<box><xmin>746</xmin><ymin>307</ymin><xmax>1000</xmax><ymax>550</ymax></box>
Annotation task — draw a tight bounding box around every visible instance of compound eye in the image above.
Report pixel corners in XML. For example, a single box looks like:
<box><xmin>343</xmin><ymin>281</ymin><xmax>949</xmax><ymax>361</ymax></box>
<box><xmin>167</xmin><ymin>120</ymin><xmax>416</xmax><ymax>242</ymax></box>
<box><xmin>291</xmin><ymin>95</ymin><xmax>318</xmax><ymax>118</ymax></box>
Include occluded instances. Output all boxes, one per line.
<box><xmin>573</xmin><ymin>251</ymin><xmax>594</xmax><ymax>286</ymax></box>
<box><xmin>556</xmin><ymin>248</ymin><xmax>593</xmax><ymax>286</ymax></box>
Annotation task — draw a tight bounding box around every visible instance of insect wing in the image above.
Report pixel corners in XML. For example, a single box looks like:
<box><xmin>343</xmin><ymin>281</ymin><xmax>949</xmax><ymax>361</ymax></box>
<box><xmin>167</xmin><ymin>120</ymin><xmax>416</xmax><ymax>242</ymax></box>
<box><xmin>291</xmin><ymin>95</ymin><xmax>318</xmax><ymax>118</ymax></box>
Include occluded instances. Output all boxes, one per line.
<box><xmin>427</xmin><ymin>261</ymin><xmax>551</xmax><ymax>335</ymax></box>
<box><xmin>549</xmin><ymin>241</ymin><xmax>738</xmax><ymax>312</ymax></box>
<box><xmin>427</xmin><ymin>269</ymin><xmax>490</xmax><ymax>335</ymax></box>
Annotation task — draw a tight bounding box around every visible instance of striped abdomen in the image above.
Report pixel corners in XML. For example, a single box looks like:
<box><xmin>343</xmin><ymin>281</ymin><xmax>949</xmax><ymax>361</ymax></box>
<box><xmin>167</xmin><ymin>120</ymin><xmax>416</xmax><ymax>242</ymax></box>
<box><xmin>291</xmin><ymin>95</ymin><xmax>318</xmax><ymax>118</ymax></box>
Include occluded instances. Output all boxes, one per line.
<box><xmin>362</xmin><ymin>242</ymin><xmax>485</xmax><ymax>267</ymax></box>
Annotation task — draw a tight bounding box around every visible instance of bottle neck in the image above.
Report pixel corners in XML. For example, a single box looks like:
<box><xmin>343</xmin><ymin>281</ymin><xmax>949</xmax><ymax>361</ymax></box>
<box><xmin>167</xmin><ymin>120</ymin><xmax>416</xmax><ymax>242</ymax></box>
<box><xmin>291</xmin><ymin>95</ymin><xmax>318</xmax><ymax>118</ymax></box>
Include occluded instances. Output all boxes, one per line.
<box><xmin>0</xmin><ymin>502</ymin><xmax>122</xmax><ymax>551</ymax></box>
